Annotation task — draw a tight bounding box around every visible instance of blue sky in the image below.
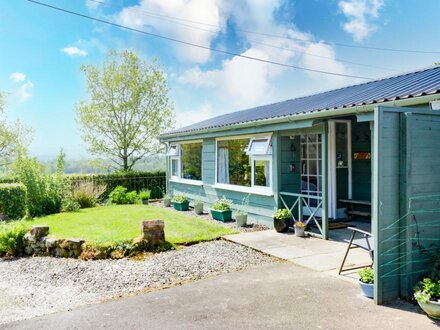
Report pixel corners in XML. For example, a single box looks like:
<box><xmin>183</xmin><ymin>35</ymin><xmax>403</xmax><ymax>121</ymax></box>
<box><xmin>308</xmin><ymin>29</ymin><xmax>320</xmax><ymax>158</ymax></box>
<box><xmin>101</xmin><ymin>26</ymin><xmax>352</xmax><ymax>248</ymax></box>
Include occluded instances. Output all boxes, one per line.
<box><xmin>0</xmin><ymin>0</ymin><xmax>439</xmax><ymax>159</ymax></box>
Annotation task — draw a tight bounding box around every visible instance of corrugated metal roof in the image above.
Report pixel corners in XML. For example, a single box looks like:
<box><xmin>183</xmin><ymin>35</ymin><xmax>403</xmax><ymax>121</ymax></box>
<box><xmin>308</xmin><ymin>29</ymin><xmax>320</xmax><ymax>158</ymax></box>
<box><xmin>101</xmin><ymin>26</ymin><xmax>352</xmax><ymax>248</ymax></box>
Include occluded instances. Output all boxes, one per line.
<box><xmin>164</xmin><ymin>66</ymin><xmax>440</xmax><ymax>136</ymax></box>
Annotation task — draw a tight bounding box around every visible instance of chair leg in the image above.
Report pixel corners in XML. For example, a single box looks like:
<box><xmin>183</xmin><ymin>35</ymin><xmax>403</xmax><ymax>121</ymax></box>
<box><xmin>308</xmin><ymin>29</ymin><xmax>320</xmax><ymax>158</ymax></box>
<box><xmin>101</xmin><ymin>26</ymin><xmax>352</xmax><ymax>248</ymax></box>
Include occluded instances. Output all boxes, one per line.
<box><xmin>338</xmin><ymin>230</ymin><xmax>357</xmax><ymax>274</ymax></box>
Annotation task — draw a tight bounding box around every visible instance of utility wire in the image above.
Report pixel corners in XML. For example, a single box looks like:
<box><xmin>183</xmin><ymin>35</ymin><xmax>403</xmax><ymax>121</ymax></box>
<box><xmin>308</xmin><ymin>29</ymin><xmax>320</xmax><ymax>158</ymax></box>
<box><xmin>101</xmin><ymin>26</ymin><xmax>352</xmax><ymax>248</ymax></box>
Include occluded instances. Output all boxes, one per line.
<box><xmin>93</xmin><ymin>0</ymin><xmax>440</xmax><ymax>55</ymax></box>
<box><xmin>120</xmin><ymin>6</ymin><xmax>399</xmax><ymax>73</ymax></box>
<box><xmin>26</xmin><ymin>0</ymin><xmax>373</xmax><ymax>80</ymax></box>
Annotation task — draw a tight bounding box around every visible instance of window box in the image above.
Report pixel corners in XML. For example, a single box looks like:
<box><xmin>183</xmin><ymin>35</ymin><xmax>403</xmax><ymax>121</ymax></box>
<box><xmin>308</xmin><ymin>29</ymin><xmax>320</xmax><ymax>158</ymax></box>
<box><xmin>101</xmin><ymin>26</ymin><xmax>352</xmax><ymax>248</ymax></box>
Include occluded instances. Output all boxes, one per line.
<box><xmin>210</xmin><ymin>209</ymin><xmax>233</xmax><ymax>222</ymax></box>
<box><xmin>174</xmin><ymin>201</ymin><xmax>189</xmax><ymax>211</ymax></box>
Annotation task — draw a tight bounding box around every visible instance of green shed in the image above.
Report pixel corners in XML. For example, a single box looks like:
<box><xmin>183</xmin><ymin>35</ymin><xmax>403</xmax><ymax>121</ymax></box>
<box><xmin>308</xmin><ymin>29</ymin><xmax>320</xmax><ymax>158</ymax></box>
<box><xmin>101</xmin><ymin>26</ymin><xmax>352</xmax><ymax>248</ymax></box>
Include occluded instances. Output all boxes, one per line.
<box><xmin>160</xmin><ymin>66</ymin><xmax>440</xmax><ymax>304</ymax></box>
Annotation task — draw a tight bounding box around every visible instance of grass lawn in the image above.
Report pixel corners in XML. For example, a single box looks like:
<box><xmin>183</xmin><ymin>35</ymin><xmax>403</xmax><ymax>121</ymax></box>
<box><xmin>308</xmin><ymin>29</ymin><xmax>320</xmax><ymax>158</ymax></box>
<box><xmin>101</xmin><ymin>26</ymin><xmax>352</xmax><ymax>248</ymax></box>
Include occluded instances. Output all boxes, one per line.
<box><xmin>28</xmin><ymin>205</ymin><xmax>237</xmax><ymax>245</ymax></box>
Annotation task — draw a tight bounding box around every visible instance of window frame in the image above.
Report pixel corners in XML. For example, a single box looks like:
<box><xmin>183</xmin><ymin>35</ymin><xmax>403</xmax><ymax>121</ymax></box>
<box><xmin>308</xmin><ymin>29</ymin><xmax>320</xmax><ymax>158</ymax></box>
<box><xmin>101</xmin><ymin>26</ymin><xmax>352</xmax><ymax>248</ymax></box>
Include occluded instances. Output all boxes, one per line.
<box><xmin>215</xmin><ymin>134</ymin><xmax>273</xmax><ymax>195</ymax></box>
<box><xmin>168</xmin><ymin>141</ymin><xmax>203</xmax><ymax>184</ymax></box>
<box><xmin>246</xmin><ymin>136</ymin><xmax>272</xmax><ymax>156</ymax></box>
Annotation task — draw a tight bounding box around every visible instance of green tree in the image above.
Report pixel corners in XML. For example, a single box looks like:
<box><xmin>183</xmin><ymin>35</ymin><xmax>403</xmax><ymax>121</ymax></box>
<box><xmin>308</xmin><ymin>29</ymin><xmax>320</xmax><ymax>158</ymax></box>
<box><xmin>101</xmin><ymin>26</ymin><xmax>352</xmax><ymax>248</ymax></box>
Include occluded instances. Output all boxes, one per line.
<box><xmin>0</xmin><ymin>93</ymin><xmax>32</xmax><ymax>165</ymax></box>
<box><xmin>76</xmin><ymin>50</ymin><xmax>174</xmax><ymax>171</ymax></box>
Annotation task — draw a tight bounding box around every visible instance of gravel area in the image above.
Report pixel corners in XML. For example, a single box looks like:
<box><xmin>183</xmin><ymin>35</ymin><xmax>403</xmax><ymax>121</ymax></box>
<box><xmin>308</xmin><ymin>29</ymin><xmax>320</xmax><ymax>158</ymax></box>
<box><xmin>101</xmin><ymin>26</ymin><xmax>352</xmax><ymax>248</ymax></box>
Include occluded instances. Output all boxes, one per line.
<box><xmin>150</xmin><ymin>201</ymin><xmax>269</xmax><ymax>232</ymax></box>
<box><xmin>0</xmin><ymin>240</ymin><xmax>276</xmax><ymax>325</ymax></box>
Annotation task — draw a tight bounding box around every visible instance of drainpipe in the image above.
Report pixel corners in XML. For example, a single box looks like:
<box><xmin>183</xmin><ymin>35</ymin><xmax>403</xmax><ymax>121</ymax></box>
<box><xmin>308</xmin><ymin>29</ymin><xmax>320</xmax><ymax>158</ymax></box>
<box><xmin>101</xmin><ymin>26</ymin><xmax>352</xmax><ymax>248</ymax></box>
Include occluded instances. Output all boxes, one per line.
<box><xmin>160</xmin><ymin>141</ymin><xmax>169</xmax><ymax>197</ymax></box>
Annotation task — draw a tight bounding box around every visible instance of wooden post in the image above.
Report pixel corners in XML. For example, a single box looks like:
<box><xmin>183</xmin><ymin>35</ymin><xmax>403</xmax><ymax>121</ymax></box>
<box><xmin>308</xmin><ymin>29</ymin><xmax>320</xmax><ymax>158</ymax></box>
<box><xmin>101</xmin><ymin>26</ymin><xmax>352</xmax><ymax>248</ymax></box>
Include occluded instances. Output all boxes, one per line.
<box><xmin>321</xmin><ymin>123</ymin><xmax>329</xmax><ymax>240</ymax></box>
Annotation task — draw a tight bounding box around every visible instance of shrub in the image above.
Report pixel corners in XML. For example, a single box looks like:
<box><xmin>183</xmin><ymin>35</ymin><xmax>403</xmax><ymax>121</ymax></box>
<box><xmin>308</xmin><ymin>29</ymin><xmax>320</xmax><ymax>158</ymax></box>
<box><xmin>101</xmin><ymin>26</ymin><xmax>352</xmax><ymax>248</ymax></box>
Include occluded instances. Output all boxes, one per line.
<box><xmin>109</xmin><ymin>186</ymin><xmax>138</xmax><ymax>204</ymax></box>
<box><xmin>62</xmin><ymin>199</ymin><xmax>81</xmax><ymax>212</ymax></box>
<box><xmin>0</xmin><ymin>222</ymin><xmax>28</xmax><ymax>256</ymax></box>
<box><xmin>211</xmin><ymin>197</ymin><xmax>232</xmax><ymax>211</ymax></box>
<box><xmin>273</xmin><ymin>209</ymin><xmax>291</xmax><ymax>220</ymax></box>
<box><xmin>172</xmin><ymin>194</ymin><xmax>189</xmax><ymax>204</ymax></box>
<box><xmin>414</xmin><ymin>278</ymin><xmax>440</xmax><ymax>303</ymax></box>
<box><xmin>358</xmin><ymin>267</ymin><xmax>374</xmax><ymax>284</ymax></box>
<box><xmin>0</xmin><ymin>183</ymin><xmax>27</xmax><ymax>219</ymax></box>
<box><xmin>139</xmin><ymin>189</ymin><xmax>151</xmax><ymax>201</ymax></box>
<box><xmin>72</xmin><ymin>181</ymin><xmax>107</xmax><ymax>208</ymax></box>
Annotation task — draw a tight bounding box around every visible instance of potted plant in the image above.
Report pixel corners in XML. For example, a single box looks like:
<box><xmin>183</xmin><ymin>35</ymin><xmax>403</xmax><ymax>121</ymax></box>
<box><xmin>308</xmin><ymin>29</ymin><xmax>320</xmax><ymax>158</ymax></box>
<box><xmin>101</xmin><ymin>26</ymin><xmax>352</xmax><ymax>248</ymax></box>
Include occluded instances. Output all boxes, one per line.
<box><xmin>294</xmin><ymin>220</ymin><xmax>306</xmax><ymax>237</ymax></box>
<box><xmin>193</xmin><ymin>199</ymin><xmax>204</xmax><ymax>215</ymax></box>
<box><xmin>358</xmin><ymin>267</ymin><xmax>374</xmax><ymax>298</ymax></box>
<box><xmin>414</xmin><ymin>278</ymin><xmax>440</xmax><ymax>319</ymax></box>
<box><xmin>138</xmin><ymin>190</ymin><xmax>151</xmax><ymax>205</ymax></box>
<box><xmin>235</xmin><ymin>195</ymin><xmax>250</xmax><ymax>227</ymax></box>
<box><xmin>172</xmin><ymin>194</ymin><xmax>189</xmax><ymax>211</ymax></box>
<box><xmin>273</xmin><ymin>209</ymin><xmax>291</xmax><ymax>233</ymax></box>
<box><xmin>163</xmin><ymin>193</ymin><xmax>172</xmax><ymax>207</ymax></box>
<box><xmin>210</xmin><ymin>197</ymin><xmax>233</xmax><ymax>222</ymax></box>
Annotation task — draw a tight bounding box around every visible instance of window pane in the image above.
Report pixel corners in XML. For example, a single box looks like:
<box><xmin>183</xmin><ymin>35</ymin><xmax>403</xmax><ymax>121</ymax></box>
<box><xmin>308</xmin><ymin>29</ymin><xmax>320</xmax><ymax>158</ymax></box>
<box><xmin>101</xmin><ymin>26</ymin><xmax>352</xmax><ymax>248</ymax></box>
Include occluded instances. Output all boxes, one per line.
<box><xmin>217</xmin><ymin>139</ymin><xmax>251</xmax><ymax>186</ymax></box>
<box><xmin>167</xmin><ymin>145</ymin><xmax>179</xmax><ymax>156</ymax></box>
<box><xmin>171</xmin><ymin>159</ymin><xmax>178</xmax><ymax>177</ymax></box>
<box><xmin>181</xmin><ymin>143</ymin><xmax>202</xmax><ymax>180</ymax></box>
<box><xmin>336</xmin><ymin>123</ymin><xmax>348</xmax><ymax>167</ymax></box>
<box><xmin>254</xmin><ymin>159</ymin><xmax>270</xmax><ymax>187</ymax></box>
<box><xmin>248</xmin><ymin>138</ymin><xmax>269</xmax><ymax>155</ymax></box>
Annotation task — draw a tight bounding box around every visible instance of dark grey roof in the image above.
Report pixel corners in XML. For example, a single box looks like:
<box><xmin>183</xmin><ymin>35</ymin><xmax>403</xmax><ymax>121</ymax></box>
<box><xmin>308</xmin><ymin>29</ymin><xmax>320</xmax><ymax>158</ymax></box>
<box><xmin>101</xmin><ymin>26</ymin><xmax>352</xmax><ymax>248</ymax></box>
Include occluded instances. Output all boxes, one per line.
<box><xmin>165</xmin><ymin>66</ymin><xmax>440</xmax><ymax>136</ymax></box>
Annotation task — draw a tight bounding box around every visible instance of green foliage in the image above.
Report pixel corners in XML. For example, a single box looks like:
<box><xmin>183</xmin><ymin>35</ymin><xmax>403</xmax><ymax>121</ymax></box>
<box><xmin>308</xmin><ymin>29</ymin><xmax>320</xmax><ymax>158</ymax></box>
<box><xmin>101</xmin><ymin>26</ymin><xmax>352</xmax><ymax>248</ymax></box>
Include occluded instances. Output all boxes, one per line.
<box><xmin>0</xmin><ymin>183</ymin><xmax>27</xmax><ymax>219</ymax></box>
<box><xmin>72</xmin><ymin>181</ymin><xmax>107</xmax><ymax>208</ymax></box>
<box><xmin>358</xmin><ymin>267</ymin><xmax>374</xmax><ymax>284</ymax></box>
<box><xmin>273</xmin><ymin>209</ymin><xmax>291</xmax><ymax>220</ymax></box>
<box><xmin>0</xmin><ymin>221</ymin><xmax>28</xmax><ymax>256</ymax></box>
<box><xmin>211</xmin><ymin>197</ymin><xmax>232</xmax><ymax>211</ymax></box>
<box><xmin>12</xmin><ymin>153</ymin><xmax>63</xmax><ymax>217</ymax></box>
<box><xmin>76</xmin><ymin>50</ymin><xmax>174</xmax><ymax>171</ymax></box>
<box><xmin>414</xmin><ymin>278</ymin><xmax>440</xmax><ymax>303</ymax></box>
<box><xmin>138</xmin><ymin>189</ymin><xmax>151</xmax><ymax>201</ymax></box>
<box><xmin>109</xmin><ymin>186</ymin><xmax>138</xmax><ymax>204</ymax></box>
<box><xmin>236</xmin><ymin>195</ymin><xmax>250</xmax><ymax>216</ymax></box>
<box><xmin>172</xmin><ymin>194</ymin><xmax>189</xmax><ymax>204</ymax></box>
<box><xmin>62</xmin><ymin>199</ymin><xmax>81</xmax><ymax>212</ymax></box>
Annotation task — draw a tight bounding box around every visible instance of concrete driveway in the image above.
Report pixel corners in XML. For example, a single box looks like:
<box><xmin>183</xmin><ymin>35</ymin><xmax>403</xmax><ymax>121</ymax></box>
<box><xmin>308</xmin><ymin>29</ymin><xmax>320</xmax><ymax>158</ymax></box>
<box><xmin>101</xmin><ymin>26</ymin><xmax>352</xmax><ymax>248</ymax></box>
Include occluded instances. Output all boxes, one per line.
<box><xmin>4</xmin><ymin>262</ymin><xmax>438</xmax><ymax>330</ymax></box>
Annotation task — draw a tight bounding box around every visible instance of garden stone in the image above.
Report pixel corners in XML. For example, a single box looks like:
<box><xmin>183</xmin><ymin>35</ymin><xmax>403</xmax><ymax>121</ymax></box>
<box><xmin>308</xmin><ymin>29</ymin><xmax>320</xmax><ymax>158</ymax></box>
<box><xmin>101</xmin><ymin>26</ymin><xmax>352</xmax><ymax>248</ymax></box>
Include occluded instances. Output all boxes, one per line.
<box><xmin>23</xmin><ymin>232</ymin><xmax>37</xmax><ymax>244</ymax></box>
<box><xmin>141</xmin><ymin>220</ymin><xmax>165</xmax><ymax>246</ymax></box>
<box><xmin>24</xmin><ymin>246</ymin><xmax>33</xmax><ymax>255</ymax></box>
<box><xmin>45</xmin><ymin>237</ymin><xmax>59</xmax><ymax>249</ymax></box>
<box><xmin>29</xmin><ymin>226</ymin><xmax>49</xmax><ymax>239</ymax></box>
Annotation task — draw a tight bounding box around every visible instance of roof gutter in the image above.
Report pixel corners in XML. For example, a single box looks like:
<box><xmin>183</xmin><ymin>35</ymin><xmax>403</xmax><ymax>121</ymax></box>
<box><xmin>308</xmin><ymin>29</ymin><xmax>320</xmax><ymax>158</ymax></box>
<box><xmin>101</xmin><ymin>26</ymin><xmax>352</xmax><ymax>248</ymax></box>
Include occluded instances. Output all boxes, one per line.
<box><xmin>160</xmin><ymin>93</ymin><xmax>440</xmax><ymax>140</ymax></box>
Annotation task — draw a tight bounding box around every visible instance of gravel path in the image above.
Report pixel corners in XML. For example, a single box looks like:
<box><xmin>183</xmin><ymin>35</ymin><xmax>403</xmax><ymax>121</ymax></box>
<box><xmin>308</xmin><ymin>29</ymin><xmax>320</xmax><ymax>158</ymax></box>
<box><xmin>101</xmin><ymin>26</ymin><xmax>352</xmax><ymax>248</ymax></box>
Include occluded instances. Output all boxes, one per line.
<box><xmin>0</xmin><ymin>240</ymin><xmax>276</xmax><ymax>325</ymax></box>
<box><xmin>150</xmin><ymin>201</ymin><xmax>269</xmax><ymax>232</ymax></box>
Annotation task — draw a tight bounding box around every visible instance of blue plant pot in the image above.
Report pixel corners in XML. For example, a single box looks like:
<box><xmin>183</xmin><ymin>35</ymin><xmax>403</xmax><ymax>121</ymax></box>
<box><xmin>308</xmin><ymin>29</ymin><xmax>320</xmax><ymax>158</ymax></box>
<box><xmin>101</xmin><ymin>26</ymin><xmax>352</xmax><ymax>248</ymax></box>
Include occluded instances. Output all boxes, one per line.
<box><xmin>358</xmin><ymin>280</ymin><xmax>374</xmax><ymax>298</ymax></box>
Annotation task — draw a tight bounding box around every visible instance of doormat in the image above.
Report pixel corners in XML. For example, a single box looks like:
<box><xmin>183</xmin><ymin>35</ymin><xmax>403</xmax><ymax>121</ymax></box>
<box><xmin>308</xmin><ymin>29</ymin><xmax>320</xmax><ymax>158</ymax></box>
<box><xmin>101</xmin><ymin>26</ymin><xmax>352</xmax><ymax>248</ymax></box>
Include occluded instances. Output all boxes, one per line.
<box><xmin>310</xmin><ymin>222</ymin><xmax>351</xmax><ymax>230</ymax></box>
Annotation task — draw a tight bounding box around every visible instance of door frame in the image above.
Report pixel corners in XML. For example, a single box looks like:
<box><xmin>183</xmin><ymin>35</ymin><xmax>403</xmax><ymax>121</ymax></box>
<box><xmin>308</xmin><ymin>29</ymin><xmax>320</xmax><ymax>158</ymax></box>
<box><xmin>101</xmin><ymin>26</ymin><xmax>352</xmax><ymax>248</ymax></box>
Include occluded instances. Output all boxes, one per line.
<box><xmin>328</xmin><ymin>119</ymin><xmax>353</xmax><ymax>219</ymax></box>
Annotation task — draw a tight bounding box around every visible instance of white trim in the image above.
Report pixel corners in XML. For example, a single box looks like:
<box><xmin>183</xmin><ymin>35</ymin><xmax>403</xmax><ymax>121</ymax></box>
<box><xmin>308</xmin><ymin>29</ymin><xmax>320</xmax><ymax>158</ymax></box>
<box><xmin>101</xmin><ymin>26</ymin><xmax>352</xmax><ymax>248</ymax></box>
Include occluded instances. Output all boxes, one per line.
<box><xmin>170</xmin><ymin>179</ymin><xmax>204</xmax><ymax>186</ymax></box>
<box><xmin>246</xmin><ymin>136</ymin><xmax>272</xmax><ymax>155</ymax></box>
<box><xmin>213</xmin><ymin>183</ymin><xmax>274</xmax><ymax>196</ymax></box>
<box><xmin>216</xmin><ymin>132</ymin><xmax>272</xmax><ymax>142</ymax></box>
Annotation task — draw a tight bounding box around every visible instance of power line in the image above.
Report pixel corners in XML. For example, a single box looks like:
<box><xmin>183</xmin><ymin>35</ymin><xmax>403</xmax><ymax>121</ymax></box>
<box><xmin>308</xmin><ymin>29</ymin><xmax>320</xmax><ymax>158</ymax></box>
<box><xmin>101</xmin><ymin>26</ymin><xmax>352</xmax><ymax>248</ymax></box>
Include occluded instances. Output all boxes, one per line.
<box><xmin>120</xmin><ymin>6</ymin><xmax>399</xmax><ymax>73</ymax></box>
<box><xmin>105</xmin><ymin>1</ymin><xmax>440</xmax><ymax>55</ymax></box>
<box><xmin>26</xmin><ymin>0</ymin><xmax>373</xmax><ymax>80</ymax></box>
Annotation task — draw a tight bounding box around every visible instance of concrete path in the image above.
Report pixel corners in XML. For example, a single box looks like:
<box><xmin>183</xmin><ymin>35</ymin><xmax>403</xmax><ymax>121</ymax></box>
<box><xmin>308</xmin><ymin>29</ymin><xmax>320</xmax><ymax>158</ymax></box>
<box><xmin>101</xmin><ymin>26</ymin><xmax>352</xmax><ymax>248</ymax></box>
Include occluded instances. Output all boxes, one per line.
<box><xmin>223</xmin><ymin>230</ymin><xmax>372</xmax><ymax>284</ymax></box>
<box><xmin>4</xmin><ymin>263</ymin><xmax>438</xmax><ymax>330</ymax></box>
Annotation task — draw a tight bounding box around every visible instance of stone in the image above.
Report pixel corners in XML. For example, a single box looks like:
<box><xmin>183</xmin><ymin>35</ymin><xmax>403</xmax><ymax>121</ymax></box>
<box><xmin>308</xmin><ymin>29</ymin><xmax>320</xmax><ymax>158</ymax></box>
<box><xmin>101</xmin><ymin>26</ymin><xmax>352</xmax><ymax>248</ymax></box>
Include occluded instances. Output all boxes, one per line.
<box><xmin>45</xmin><ymin>237</ymin><xmax>59</xmax><ymax>249</ymax></box>
<box><xmin>24</xmin><ymin>246</ymin><xmax>33</xmax><ymax>255</ymax></box>
<box><xmin>140</xmin><ymin>220</ymin><xmax>165</xmax><ymax>246</ymax></box>
<box><xmin>29</xmin><ymin>226</ymin><xmax>49</xmax><ymax>239</ymax></box>
<box><xmin>141</xmin><ymin>220</ymin><xmax>164</xmax><ymax>233</ymax></box>
<box><xmin>23</xmin><ymin>232</ymin><xmax>36</xmax><ymax>244</ymax></box>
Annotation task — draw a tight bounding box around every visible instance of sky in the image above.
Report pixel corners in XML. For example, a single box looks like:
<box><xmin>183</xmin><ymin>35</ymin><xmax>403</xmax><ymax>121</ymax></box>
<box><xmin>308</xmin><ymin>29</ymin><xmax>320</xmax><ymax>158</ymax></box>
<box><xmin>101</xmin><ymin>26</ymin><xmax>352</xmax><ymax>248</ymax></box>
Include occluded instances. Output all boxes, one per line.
<box><xmin>0</xmin><ymin>0</ymin><xmax>439</xmax><ymax>159</ymax></box>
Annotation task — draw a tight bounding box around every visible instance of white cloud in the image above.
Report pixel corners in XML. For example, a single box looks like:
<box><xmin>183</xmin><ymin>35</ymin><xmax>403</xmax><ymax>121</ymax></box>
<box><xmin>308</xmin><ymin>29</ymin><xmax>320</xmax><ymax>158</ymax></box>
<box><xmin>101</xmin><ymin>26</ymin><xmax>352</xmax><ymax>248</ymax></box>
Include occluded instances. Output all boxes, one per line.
<box><xmin>16</xmin><ymin>81</ymin><xmax>34</xmax><ymax>103</ymax></box>
<box><xmin>175</xmin><ymin>103</ymin><xmax>213</xmax><ymax>128</ymax></box>
<box><xmin>9</xmin><ymin>72</ymin><xmax>26</xmax><ymax>83</ymax></box>
<box><xmin>339</xmin><ymin>0</ymin><xmax>384</xmax><ymax>42</ymax></box>
<box><xmin>85</xmin><ymin>0</ymin><xmax>101</xmax><ymax>10</ymax></box>
<box><xmin>61</xmin><ymin>46</ymin><xmax>88</xmax><ymax>57</ymax></box>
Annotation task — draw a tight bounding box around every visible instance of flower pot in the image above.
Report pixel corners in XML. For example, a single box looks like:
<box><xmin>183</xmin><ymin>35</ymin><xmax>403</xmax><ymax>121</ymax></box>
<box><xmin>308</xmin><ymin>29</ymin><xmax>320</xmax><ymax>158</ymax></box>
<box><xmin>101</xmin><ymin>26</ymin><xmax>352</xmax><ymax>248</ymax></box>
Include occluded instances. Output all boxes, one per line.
<box><xmin>163</xmin><ymin>198</ymin><xmax>171</xmax><ymax>207</ymax></box>
<box><xmin>210</xmin><ymin>209</ymin><xmax>232</xmax><ymax>222</ymax></box>
<box><xmin>294</xmin><ymin>226</ymin><xmax>306</xmax><ymax>237</ymax></box>
<box><xmin>358</xmin><ymin>279</ymin><xmax>374</xmax><ymax>298</ymax></box>
<box><xmin>194</xmin><ymin>203</ymin><xmax>204</xmax><ymax>215</ymax></box>
<box><xmin>174</xmin><ymin>201</ymin><xmax>189</xmax><ymax>211</ymax></box>
<box><xmin>418</xmin><ymin>300</ymin><xmax>440</xmax><ymax>319</ymax></box>
<box><xmin>142</xmin><ymin>199</ymin><xmax>149</xmax><ymax>205</ymax></box>
<box><xmin>274</xmin><ymin>217</ymin><xmax>289</xmax><ymax>233</ymax></box>
<box><xmin>235</xmin><ymin>214</ymin><xmax>248</xmax><ymax>227</ymax></box>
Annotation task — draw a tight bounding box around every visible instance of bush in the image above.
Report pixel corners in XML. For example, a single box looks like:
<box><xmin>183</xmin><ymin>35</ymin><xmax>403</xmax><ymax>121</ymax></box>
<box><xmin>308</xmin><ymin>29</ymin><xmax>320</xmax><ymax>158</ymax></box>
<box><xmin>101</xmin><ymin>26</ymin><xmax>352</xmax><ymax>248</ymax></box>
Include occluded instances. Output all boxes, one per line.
<box><xmin>211</xmin><ymin>197</ymin><xmax>232</xmax><ymax>211</ymax></box>
<box><xmin>109</xmin><ymin>186</ymin><xmax>138</xmax><ymax>204</ymax></box>
<box><xmin>139</xmin><ymin>189</ymin><xmax>151</xmax><ymax>201</ymax></box>
<box><xmin>172</xmin><ymin>194</ymin><xmax>189</xmax><ymax>204</ymax></box>
<box><xmin>273</xmin><ymin>209</ymin><xmax>291</xmax><ymax>220</ymax></box>
<box><xmin>414</xmin><ymin>278</ymin><xmax>440</xmax><ymax>303</ymax></box>
<box><xmin>0</xmin><ymin>222</ymin><xmax>28</xmax><ymax>256</ymax></box>
<box><xmin>72</xmin><ymin>181</ymin><xmax>107</xmax><ymax>208</ymax></box>
<box><xmin>62</xmin><ymin>199</ymin><xmax>81</xmax><ymax>212</ymax></box>
<box><xmin>0</xmin><ymin>183</ymin><xmax>27</xmax><ymax>219</ymax></box>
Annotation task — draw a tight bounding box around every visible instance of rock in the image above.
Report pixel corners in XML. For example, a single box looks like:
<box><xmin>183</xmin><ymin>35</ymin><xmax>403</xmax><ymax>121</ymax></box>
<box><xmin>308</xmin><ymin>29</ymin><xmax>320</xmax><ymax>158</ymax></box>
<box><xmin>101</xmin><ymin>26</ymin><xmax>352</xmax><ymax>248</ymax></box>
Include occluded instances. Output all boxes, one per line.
<box><xmin>23</xmin><ymin>232</ymin><xmax>36</xmax><ymax>244</ymax></box>
<box><xmin>24</xmin><ymin>246</ymin><xmax>33</xmax><ymax>255</ymax></box>
<box><xmin>140</xmin><ymin>220</ymin><xmax>165</xmax><ymax>246</ymax></box>
<box><xmin>29</xmin><ymin>226</ymin><xmax>49</xmax><ymax>239</ymax></box>
<box><xmin>45</xmin><ymin>238</ymin><xmax>59</xmax><ymax>249</ymax></box>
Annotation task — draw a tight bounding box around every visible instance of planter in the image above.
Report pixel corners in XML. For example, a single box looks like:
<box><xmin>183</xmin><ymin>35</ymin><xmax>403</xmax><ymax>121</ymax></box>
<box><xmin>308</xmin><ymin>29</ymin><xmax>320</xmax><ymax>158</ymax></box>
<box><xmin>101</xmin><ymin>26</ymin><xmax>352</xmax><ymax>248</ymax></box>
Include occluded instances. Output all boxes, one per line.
<box><xmin>235</xmin><ymin>214</ymin><xmax>248</xmax><ymax>227</ymax></box>
<box><xmin>358</xmin><ymin>279</ymin><xmax>374</xmax><ymax>298</ymax></box>
<box><xmin>194</xmin><ymin>203</ymin><xmax>204</xmax><ymax>215</ymax></box>
<box><xmin>163</xmin><ymin>198</ymin><xmax>171</xmax><ymax>207</ymax></box>
<box><xmin>418</xmin><ymin>300</ymin><xmax>440</xmax><ymax>319</ymax></box>
<box><xmin>210</xmin><ymin>209</ymin><xmax>233</xmax><ymax>222</ymax></box>
<box><xmin>142</xmin><ymin>199</ymin><xmax>149</xmax><ymax>205</ymax></box>
<box><xmin>274</xmin><ymin>217</ymin><xmax>290</xmax><ymax>233</ymax></box>
<box><xmin>174</xmin><ymin>201</ymin><xmax>189</xmax><ymax>211</ymax></box>
<box><xmin>294</xmin><ymin>226</ymin><xmax>306</xmax><ymax>237</ymax></box>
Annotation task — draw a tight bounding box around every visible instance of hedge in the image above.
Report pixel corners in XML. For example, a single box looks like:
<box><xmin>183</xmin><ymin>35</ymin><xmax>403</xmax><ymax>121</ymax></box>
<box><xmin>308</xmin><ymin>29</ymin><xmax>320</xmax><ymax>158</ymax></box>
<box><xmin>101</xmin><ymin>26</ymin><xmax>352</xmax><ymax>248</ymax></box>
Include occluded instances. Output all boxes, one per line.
<box><xmin>65</xmin><ymin>171</ymin><xmax>166</xmax><ymax>199</ymax></box>
<box><xmin>0</xmin><ymin>183</ymin><xmax>27</xmax><ymax>219</ymax></box>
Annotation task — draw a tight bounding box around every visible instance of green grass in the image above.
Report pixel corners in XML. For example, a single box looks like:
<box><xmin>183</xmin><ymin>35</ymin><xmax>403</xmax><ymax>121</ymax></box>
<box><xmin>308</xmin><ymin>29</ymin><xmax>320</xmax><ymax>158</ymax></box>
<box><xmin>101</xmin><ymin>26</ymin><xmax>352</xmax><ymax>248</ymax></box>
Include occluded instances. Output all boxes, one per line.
<box><xmin>25</xmin><ymin>205</ymin><xmax>237</xmax><ymax>244</ymax></box>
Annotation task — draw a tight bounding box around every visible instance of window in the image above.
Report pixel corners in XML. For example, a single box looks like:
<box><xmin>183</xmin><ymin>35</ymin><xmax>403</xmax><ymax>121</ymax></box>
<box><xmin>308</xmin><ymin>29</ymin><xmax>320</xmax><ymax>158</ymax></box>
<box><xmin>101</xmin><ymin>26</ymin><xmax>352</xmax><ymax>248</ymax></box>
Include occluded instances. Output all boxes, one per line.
<box><xmin>217</xmin><ymin>135</ymin><xmax>272</xmax><ymax>191</ymax></box>
<box><xmin>181</xmin><ymin>142</ymin><xmax>202</xmax><ymax>181</ymax></box>
<box><xmin>301</xmin><ymin>134</ymin><xmax>322</xmax><ymax>207</ymax></box>
<box><xmin>168</xmin><ymin>142</ymin><xmax>202</xmax><ymax>181</ymax></box>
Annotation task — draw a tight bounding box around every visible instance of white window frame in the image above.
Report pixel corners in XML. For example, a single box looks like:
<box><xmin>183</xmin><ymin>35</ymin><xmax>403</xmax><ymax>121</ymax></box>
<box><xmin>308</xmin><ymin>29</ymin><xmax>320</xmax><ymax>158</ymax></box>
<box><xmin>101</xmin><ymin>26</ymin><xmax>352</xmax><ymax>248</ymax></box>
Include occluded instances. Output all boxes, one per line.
<box><xmin>246</xmin><ymin>136</ymin><xmax>272</xmax><ymax>155</ymax></box>
<box><xmin>214</xmin><ymin>134</ymin><xmax>273</xmax><ymax>195</ymax></box>
<box><xmin>168</xmin><ymin>141</ymin><xmax>203</xmax><ymax>185</ymax></box>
